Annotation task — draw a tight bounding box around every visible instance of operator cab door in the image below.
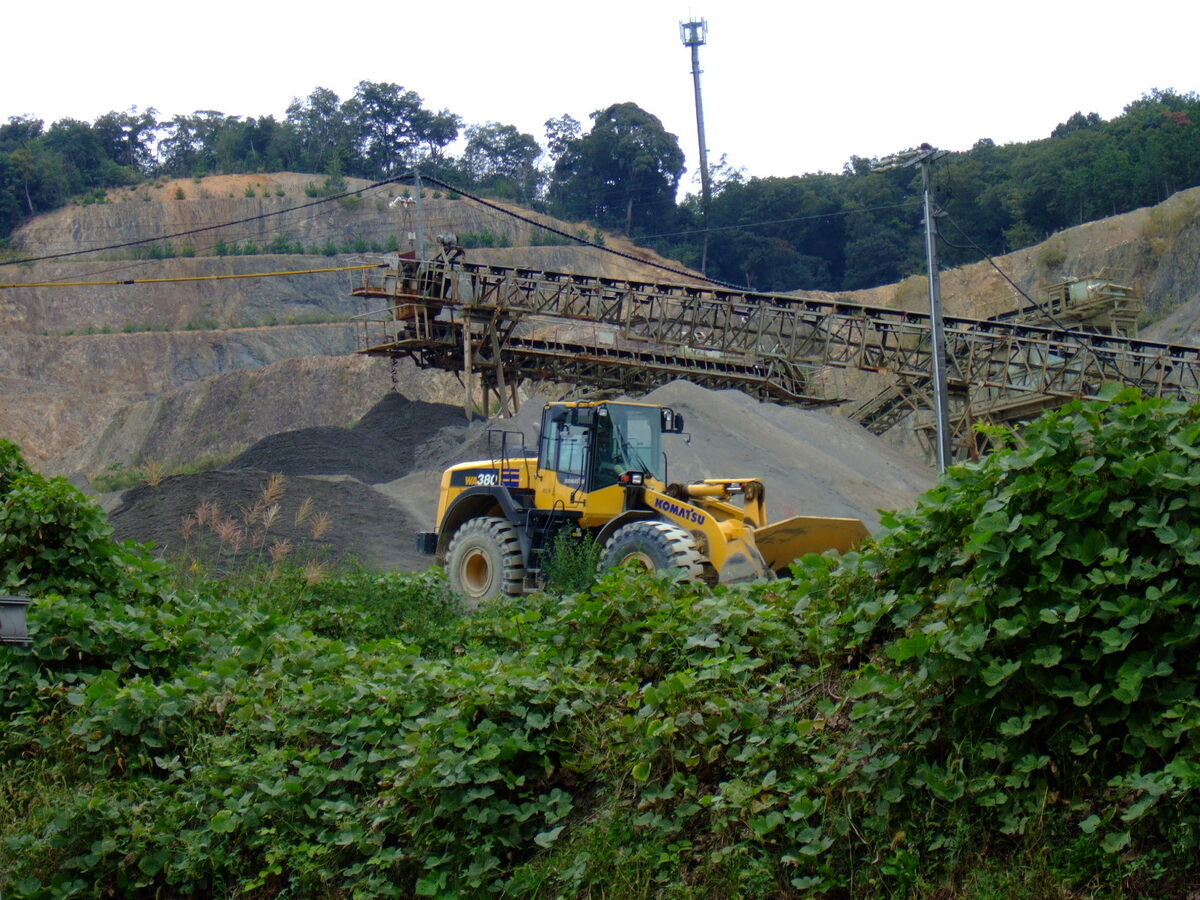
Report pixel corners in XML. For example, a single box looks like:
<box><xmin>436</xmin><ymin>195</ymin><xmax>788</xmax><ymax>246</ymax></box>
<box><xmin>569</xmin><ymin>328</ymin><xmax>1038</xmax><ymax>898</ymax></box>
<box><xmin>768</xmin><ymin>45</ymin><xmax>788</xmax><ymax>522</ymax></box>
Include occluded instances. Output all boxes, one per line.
<box><xmin>536</xmin><ymin>404</ymin><xmax>666</xmax><ymax>527</ymax></box>
<box><xmin>535</xmin><ymin>405</ymin><xmax>624</xmax><ymax>524</ymax></box>
<box><xmin>538</xmin><ymin>406</ymin><xmax>592</xmax><ymax>496</ymax></box>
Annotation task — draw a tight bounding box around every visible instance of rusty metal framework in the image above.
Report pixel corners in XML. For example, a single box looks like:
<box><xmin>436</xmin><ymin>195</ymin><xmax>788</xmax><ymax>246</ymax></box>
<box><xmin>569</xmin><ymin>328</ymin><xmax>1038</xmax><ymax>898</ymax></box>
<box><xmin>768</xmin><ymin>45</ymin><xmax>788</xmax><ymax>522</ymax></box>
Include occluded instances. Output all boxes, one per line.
<box><xmin>989</xmin><ymin>273</ymin><xmax>1144</xmax><ymax>337</ymax></box>
<box><xmin>350</xmin><ymin>256</ymin><xmax>1200</xmax><ymax>457</ymax></box>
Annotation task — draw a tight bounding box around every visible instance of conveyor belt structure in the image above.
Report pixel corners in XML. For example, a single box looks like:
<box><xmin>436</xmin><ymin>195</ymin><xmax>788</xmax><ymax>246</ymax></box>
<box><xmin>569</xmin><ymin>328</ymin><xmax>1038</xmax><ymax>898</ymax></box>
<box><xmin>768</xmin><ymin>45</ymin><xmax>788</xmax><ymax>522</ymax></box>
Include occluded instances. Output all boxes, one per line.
<box><xmin>350</xmin><ymin>256</ymin><xmax>1199</xmax><ymax>458</ymax></box>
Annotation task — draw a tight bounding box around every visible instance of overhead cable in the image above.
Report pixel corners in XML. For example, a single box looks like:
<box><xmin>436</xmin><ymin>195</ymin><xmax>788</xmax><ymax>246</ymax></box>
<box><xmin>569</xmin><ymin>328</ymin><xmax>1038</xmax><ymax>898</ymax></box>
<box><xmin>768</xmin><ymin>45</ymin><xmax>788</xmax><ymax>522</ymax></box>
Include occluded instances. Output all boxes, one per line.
<box><xmin>0</xmin><ymin>262</ymin><xmax>388</xmax><ymax>290</ymax></box>
<box><xmin>634</xmin><ymin>200</ymin><xmax>919</xmax><ymax>241</ymax></box>
<box><xmin>0</xmin><ymin>176</ymin><xmax>406</xmax><ymax>267</ymax></box>
<box><xmin>416</xmin><ymin>175</ymin><xmax>748</xmax><ymax>291</ymax></box>
<box><xmin>940</xmin><ymin>214</ymin><xmax>1145</xmax><ymax>390</ymax></box>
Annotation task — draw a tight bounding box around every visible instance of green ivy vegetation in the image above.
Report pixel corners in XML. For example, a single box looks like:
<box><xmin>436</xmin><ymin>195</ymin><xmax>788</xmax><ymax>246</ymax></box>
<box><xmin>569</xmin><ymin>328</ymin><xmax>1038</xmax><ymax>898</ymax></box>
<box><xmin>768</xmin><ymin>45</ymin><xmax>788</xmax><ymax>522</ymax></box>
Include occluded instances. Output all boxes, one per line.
<box><xmin>0</xmin><ymin>439</ymin><xmax>166</xmax><ymax>601</ymax></box>
<box><xmin>538</xmin><ymin>530</ymin><xmax>603</xmax><ymax>596</ymax></box>
<box><xmin>2</xmin><ymin>390</ymin><xmax>1199</xmax><ymax>897</ymax></box>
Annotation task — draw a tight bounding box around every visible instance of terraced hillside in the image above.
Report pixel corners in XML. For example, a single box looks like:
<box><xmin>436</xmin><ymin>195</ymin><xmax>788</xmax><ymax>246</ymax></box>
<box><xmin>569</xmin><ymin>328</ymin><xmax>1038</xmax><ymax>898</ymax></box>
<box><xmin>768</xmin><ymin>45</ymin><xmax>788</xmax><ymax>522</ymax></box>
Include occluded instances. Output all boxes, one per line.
<box><xmin>1</xmin><ymin>173</ymin><xmax>698</xmax><ymax>474</ymax></box>
<box><xmin>2</xmin><ymin>174</ymin><xmax>1199</xmax><ymax>489</ymax></box>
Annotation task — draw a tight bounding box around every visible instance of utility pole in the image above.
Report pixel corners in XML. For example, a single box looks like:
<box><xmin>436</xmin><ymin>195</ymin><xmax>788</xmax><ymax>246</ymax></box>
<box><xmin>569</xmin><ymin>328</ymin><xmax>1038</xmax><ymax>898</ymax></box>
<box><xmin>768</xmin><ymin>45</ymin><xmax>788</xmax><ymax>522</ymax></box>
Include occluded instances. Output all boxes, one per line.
<box><xmin>871</xmin><ymin>144</ymin><xmax>952</xmax><ymax>472</ymax></box>
<box><xmin>413</xmin><ymin>171</ymin><xmax>427</xmax><ymax>263</ymax></box>
<box><xmin>680</xmin><ymin>18</ymin><xmax>712</xmax><ymax>275</ymax></box>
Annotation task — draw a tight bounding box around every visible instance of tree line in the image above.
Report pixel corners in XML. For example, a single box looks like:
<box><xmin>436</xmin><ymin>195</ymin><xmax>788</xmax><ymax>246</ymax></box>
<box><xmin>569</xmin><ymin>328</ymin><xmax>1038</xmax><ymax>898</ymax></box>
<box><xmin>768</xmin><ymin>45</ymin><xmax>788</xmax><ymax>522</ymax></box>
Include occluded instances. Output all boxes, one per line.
<box><xmin>690</xmin><ymin>89</ymin><xmax>1200</xmax><ymax>290</ymax></box>
<box><xmin>2</xmin><ymin>83</ymin><xmax>1198</xmax><ymax>292</ymax></box>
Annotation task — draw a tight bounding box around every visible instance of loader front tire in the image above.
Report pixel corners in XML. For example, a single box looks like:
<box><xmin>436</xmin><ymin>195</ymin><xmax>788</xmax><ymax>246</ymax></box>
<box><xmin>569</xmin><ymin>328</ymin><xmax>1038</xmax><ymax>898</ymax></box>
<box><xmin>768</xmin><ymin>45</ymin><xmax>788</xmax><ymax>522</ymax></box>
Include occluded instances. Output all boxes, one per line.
<box><xmin>446</xmin><ymin>516</ymin><xmax>525</xmax><ymax>607</ymax></box>
<box><xmin>600</xmin><ymin>521</ymin><xmax>705</xmax><ymax>580</ymax></box>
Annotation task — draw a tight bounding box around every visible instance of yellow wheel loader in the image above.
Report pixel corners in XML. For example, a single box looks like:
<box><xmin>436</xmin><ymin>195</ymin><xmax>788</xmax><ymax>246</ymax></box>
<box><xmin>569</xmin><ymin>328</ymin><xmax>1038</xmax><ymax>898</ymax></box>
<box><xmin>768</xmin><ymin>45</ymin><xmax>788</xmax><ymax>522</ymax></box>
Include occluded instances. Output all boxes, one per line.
<box><xmin>416</xmin><ymin>400</ymin><xmax>869</xmax><ymax>603</ymax></box>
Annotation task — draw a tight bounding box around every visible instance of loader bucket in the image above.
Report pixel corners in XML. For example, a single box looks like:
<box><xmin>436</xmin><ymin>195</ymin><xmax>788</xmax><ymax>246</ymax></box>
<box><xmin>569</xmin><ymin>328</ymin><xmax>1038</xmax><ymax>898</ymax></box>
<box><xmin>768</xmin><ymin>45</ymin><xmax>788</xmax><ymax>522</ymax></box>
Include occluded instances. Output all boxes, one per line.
<box><xmin>716</xmin><ymin>535</ymin><xmax>772</xmax><ymax>585</ymax></box>
<box><xmin>753</xmin><ymin>516</ymin><xmax>870</xmax><ymax>573</ymax></box>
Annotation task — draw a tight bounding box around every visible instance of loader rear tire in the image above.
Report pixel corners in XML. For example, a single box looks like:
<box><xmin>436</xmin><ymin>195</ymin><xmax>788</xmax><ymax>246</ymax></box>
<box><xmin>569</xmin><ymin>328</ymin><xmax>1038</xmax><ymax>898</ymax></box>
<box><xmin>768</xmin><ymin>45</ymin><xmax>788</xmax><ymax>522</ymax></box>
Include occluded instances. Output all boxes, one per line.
<box><xmin>600</xmin><ymin>521</ymin><xmax>705</xmax><ymax>580</ymax></box>
<box><xmin>446</xmin><ymin>516</ymin><xmax>525</xmax><ymax>607</ymax></box>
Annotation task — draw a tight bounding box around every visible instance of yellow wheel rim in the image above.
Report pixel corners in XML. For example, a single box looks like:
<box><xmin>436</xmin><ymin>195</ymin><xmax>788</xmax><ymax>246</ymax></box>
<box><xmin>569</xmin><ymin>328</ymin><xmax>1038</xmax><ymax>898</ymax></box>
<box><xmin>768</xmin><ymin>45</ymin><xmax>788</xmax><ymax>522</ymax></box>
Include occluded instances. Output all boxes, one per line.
<box><xmin>619</xmin><ymin>551</ymin><xmax>656</xmax><ymax>572</ymax></box>
<box><xmin>462</xmin><ymin>549</ymin><xmax>492</xmax><ymax>596</ymax></box>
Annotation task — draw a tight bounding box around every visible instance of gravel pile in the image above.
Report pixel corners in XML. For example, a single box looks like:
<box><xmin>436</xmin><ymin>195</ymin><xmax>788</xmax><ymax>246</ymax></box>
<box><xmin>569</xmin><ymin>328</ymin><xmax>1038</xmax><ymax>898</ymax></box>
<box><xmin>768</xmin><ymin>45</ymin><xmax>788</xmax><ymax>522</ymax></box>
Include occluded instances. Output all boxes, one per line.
<box><xmin>377</xmin><ymin>381</ymin><xmax>935</xmax><ymax>532</ymax></box>
<box><xmin>639</xmin><ymin>381</ymin><xmax>934</xmax><ymax>530</ymax></box>
<box><xmin>225</xmin><ymin>393</ymin><xmax>468</xmax><ymax>484</ymax></box>
<box><xmin>109</xmin><ymin>382</ymin><xmax>936</xmax><ymax>574</ymax></box>
<box><xmin>109</xmin><ymin>469</ymin><xmax>428</xmax><ymax>573</ymax></box>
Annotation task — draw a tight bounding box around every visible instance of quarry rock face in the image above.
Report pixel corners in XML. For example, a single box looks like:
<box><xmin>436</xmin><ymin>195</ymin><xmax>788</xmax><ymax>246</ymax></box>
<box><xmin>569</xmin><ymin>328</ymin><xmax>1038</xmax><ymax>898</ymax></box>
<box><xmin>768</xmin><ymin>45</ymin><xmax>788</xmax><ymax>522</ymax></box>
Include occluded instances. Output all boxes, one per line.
<box><xmin>3</xmin><ymin>174</ymin><xmax>1199</xmax><ymax>520</ymax></box>
<box><xmin>1</xmin><ymin>174</ymin><xmax>699</xmax><ymax>472</ymax></box>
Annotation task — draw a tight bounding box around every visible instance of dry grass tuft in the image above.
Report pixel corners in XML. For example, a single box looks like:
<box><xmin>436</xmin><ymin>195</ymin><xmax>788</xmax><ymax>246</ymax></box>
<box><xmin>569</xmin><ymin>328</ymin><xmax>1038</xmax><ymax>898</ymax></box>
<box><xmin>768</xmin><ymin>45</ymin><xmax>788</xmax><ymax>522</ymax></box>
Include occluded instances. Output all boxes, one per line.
<box><xmin>262</xmin><ymin>473</ymin><xmax>286</xmax><ymax>506</ymax></box>
<box><xmin>178</xmin><ymin>479</ymin><xmax>335</xmax><ymax>577</ymax></box>
<box><xmin>302</xmin><ymin>560</ymin><xmax>327</xmax><ymax>585</ymax></box>
<box><xmin>143</xmin><ymin>458</ymin><xmax>165</xmax><ymax>488</ymax></box>
<box><xmin>309</xmin><ymin>512</ymin><xmax>333</xmax><ymax>541</ymax></box>
<box><xmin>269</xmin><ymin>538</ymin><xmax>293</xmax><ymax>564</ymax></box>
<box><xmin>195</xmin><ymin>500</ymin><xmax>220</xmax><ymax>528</ymax></box>
<box><xmin>213</xmin><ymin>516</ymin><xmax>246</xmax><ymax>554</ymax></box>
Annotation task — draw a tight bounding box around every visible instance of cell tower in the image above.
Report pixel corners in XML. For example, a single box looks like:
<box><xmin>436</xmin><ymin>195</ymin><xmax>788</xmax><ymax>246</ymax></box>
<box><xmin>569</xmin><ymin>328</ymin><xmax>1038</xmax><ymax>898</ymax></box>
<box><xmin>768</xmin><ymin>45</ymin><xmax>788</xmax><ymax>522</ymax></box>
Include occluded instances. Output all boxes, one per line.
<box><xmin>680</xmin><ymin>17</ymin><xmax>712</xmax><ymax>274</ymax></box>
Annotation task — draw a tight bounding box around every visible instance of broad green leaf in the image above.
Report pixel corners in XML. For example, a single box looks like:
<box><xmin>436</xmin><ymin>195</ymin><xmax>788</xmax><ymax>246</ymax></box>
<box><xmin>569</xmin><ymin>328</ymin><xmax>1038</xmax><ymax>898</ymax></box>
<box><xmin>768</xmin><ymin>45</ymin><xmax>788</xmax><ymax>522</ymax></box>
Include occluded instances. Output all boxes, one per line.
<box><xmin>1030</xmin><ymin>645</ymin><xmax>1063</xmax><ymax>667</ymax></box>
<box><xmin>534</xmin><ymin>826</ymin><xmax>565</xmax><ymax>848</ymax></box>
<box><xmin>1101</xmin><ymin>831</ymin><xmax>1131</xmax><ymax>853</ymax></box>
<box><xmin>211</xmin><ymin>810</ymin><xmax>240</xmax><ymax>834</ymax></box>
<box><xmin>981</xmin><ymin>658</ymin><xmax>1021</xmax><ymax>687</ymax></box>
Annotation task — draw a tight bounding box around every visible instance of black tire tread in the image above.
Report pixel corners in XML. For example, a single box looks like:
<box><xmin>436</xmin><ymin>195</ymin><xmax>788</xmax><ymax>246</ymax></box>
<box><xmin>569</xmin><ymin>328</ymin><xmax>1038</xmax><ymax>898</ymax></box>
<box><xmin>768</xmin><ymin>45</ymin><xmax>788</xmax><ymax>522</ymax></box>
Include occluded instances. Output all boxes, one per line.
<box><xmin>601</xmin><ymin>520</ymin><xmax>705</xmax><ymax>579</ymax></box>
<box><xmin>446</xmin><ymin>516</ymin><xmax>526</xmax><ymax>601</ymax></box>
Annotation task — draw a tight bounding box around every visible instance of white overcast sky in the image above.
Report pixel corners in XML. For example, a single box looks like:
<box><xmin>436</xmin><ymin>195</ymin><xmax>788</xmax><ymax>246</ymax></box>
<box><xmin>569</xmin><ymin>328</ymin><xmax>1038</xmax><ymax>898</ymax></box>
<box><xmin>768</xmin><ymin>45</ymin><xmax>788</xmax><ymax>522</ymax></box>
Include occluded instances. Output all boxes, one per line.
<box><xmin>6</xmin><ymin>0</ymin><xmax>1197</xmax><ymax>192</ymax></box>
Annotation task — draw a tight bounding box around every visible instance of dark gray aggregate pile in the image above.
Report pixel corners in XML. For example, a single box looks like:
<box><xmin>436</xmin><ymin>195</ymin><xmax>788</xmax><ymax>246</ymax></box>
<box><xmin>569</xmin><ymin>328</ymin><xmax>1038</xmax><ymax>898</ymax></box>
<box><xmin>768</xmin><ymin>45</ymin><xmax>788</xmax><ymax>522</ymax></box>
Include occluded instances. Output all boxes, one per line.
<box><xmin>109</xmin><ymin>469</ymin><xmax>428</xmax><ymax>573</ymax></box>
<box><xmin>107</xmin><ymin>392</ymin><xmax>470</xmax><ymax>573</ymax></box>
<box><xmin>224</xmin><ymin>392</ymin><xmax>468</xmax><ymax>484</ymax></box>
<box><xmin>105</xmin><ymin>382</ymin><xmax>937</xmax><ymax>576</ymax></box>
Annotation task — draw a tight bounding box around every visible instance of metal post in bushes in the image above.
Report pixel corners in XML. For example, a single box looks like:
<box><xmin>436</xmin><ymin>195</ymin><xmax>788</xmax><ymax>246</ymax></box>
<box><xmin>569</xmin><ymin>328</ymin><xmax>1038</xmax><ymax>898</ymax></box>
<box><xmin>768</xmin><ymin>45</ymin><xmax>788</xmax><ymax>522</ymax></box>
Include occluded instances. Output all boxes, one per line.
<box><xmin>0</xmin><ymin>595</ymin><xmax>32</xmax><ymax>646</ymax></box>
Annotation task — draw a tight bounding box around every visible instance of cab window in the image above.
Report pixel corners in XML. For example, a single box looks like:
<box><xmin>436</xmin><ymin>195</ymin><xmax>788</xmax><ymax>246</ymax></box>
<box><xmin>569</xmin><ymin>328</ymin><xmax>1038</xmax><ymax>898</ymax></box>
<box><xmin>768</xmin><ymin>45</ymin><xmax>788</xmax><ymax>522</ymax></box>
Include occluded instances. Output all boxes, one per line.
<box><xmin>591</xmin><ymin>404</ymin><xmax>663</xmax><ymax>488</ymax></box>
<box><xmin>538</xmin><ymin>408</ymin><xmax>590</xmax><ymax>487</ymax></box>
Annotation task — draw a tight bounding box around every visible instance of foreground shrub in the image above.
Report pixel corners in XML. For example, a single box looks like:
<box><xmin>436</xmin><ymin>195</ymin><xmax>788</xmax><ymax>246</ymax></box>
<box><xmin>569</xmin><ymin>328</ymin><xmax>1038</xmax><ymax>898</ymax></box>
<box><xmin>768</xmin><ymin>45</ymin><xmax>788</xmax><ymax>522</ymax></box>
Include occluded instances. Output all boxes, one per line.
<box><xmin>3</xmin><ymin>391</ymin><xmax>1200</xmax><ymax>897</ymax></box>
<box><xmin>0</xmin><ymin>439</ymin><xmax>165</xmax><ymax>600</ymax></box>
<box><xmin>240</xmin><ymin>565</ymin><xmax>463</xmax><ymax>650</ymax></box>
<box><xmin>539</xmin><ymin>530</ymin><xmax>602</xmax><ymax>595</ymax></box>
<box><xmin>779</xmin><ymin>386</ymin><xmax>1200</xmax><ymax>892</ymax></box>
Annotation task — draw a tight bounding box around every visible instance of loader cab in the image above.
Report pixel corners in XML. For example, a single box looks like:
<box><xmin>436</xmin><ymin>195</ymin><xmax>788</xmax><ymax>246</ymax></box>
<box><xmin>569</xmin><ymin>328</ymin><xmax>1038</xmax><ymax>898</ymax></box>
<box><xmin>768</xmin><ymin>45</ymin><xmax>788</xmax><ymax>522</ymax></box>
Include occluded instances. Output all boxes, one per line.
<box><xmin>536</xmin><ymin>402</ymin><xmax>683</xmax><ymax>494</ymax></box>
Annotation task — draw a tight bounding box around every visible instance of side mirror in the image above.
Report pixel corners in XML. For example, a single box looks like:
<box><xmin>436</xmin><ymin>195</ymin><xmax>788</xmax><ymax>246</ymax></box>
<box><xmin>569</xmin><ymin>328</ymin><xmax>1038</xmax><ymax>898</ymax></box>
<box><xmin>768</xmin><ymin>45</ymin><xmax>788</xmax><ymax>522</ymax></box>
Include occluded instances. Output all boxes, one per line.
<box><xmin>661</xmin><ymin>408</ymin><xmax>684</xmax><ymax>433</ymax></box>
<box><xmin>571</xmin><ymin>407</ymin><xmax>596</xmax><ymax>427</ymax></box>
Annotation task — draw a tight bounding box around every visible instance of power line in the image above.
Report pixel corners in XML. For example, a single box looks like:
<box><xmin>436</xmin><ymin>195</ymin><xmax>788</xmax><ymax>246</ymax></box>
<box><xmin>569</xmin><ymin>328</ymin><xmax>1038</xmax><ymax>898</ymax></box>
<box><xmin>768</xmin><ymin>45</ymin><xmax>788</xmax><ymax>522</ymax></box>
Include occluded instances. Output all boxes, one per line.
<box><xmin>940</xmin><ymin>213</ymin><xmax>1146</xmax><ymax>391</ymax></box>
<box><xmin>0</xmin><ymin>262</ymin><xmax>387</xmax><ymax>290</ymax></box>
<box><xmin>4</xmin><ymin>167</ymin><xmax>904</xmax><ymax>295</ymax></box>
<box><xmin>633</xmin><ymin>200</ymin><xmax>919</xmax><ymax>241</ymax></box>
<box><xmin>0</xmin><ymin>176</ymin><xmax>408</xmax><ymax>267</ymax></box>
<box><xmin>7</xmin><ymin>180</ymin><xmax>429</xmax><ymax>256</ymax></box>
<box><xmin>419</xmin><ymin>175</ymin><xmax>748</xmax><ymax>290</ymax></box>
<box><xmin>939</xmin><ymin>215</ymin><xmax>1062</xmax><ymax>320</ymax></box>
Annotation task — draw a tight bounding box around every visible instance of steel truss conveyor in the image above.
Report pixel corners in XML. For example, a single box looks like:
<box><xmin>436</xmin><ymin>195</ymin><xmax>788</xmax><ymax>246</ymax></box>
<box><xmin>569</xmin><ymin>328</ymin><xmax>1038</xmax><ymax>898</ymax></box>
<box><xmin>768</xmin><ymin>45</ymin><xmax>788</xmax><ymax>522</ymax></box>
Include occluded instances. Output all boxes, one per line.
<box><xmin>350</xmin><ymin>256</ymin><xmax>1200</xmax><ymax>457</ymax></box>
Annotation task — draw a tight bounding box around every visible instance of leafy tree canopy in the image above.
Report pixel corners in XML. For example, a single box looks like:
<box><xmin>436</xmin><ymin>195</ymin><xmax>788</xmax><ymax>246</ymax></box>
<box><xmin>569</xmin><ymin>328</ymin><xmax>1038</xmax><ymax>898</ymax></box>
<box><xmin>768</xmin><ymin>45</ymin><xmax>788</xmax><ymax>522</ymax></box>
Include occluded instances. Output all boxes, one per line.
<box><xmin>2</xmin><ymin>88</ymin><xmax>1199</xmax><ymax>297</ymax></box>
<box><xmin>548</xmin><ymin>101</ymin><xmax>685</xmax><ymax>236</ymax></box>
<box><xmin>463</xmin><ymin>122</ymin><xmax>543</xmax><ymax>203</ymax></box>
